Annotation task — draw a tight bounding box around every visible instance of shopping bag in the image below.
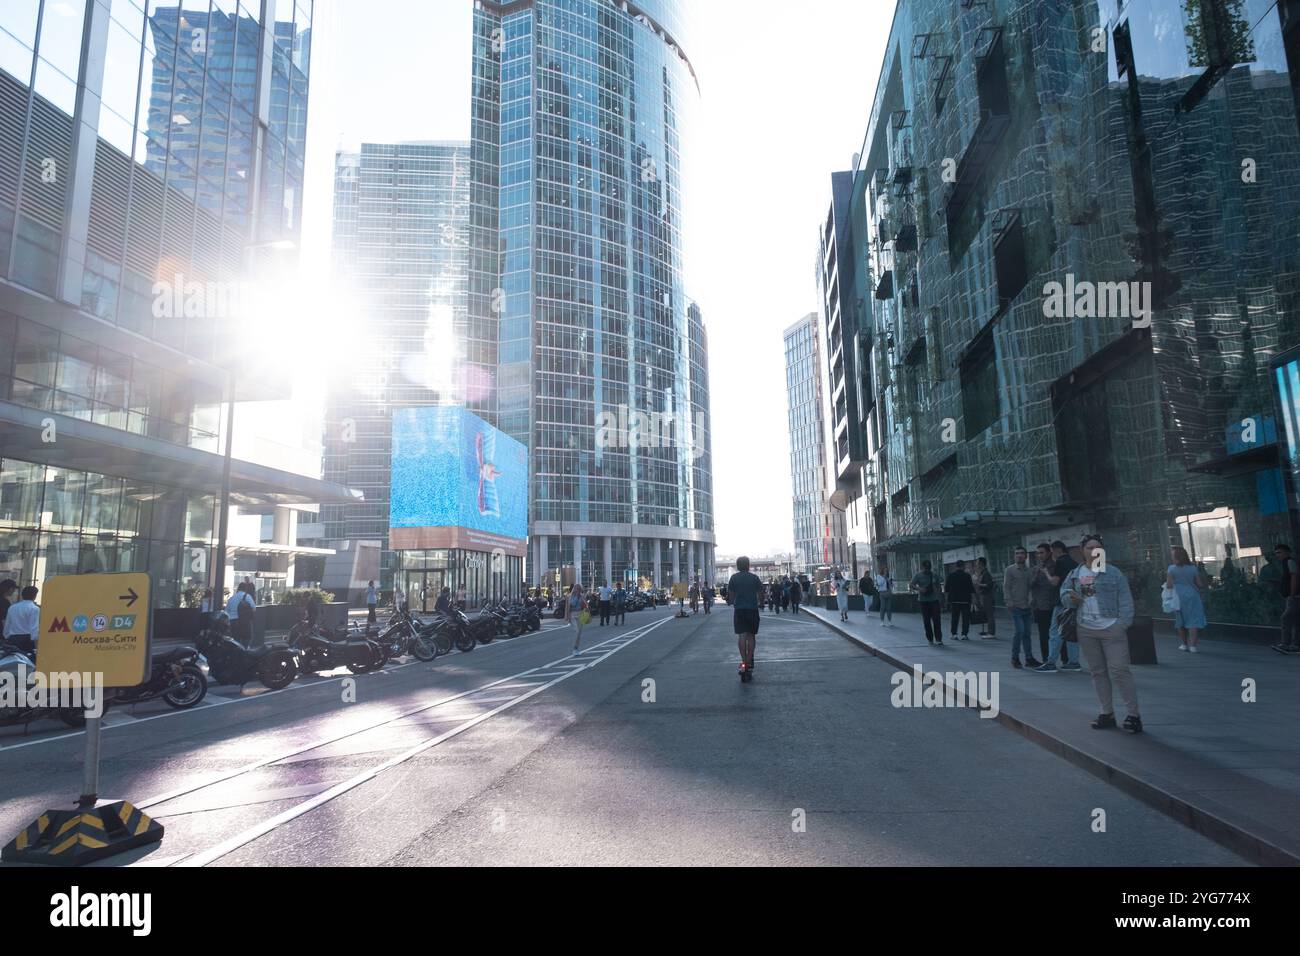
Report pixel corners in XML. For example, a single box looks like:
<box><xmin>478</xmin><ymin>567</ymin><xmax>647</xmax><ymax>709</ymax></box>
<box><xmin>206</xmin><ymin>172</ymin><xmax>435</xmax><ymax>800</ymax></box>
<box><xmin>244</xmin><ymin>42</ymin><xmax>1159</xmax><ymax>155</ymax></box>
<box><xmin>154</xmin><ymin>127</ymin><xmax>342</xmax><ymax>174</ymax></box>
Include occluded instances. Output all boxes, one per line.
<box><xmin>1160</xmin><ymin>584</ymin><xmax>1180</xmax><ymax>614</ymax></box>
<box><xmin>579</xmin><ymin>610</ymin><xmax>592</xmax><ymax>626</ymax></box>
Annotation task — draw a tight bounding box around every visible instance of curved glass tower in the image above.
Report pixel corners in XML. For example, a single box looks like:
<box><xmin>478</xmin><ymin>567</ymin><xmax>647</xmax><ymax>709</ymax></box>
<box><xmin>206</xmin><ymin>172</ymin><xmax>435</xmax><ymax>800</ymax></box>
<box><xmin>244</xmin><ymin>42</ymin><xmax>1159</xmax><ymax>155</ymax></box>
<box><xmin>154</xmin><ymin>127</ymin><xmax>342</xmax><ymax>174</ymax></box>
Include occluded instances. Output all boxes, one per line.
<box><xmin>469</xmin><ymin>0</ymin><xmax>714</xmax><ymax>589</ymax></box>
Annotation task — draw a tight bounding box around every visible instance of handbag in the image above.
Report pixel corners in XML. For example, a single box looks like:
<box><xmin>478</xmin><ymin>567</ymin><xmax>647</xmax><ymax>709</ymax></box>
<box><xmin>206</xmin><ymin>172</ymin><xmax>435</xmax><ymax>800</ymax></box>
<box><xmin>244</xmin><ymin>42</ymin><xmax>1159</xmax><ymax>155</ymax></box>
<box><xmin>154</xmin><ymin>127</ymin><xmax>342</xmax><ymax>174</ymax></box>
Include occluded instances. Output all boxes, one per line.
<box><xmin>1057</xmin><ymin>605</ymin><xmax>1079</xmax><ymax>643</ymax></box>
<box><xmin>578</xmin><ymin>609</ymin><xmax>592</xmax><ymax>626</ymax></box>
<box><xmin>1161</xmin><ymin>584</ymin><xmax>1180</xmax><ymax>613</ymax></box>
<box><xmin>870</xmin><ymin>595</ymin><xmax>881</xmax><ymax>613</ymax></box>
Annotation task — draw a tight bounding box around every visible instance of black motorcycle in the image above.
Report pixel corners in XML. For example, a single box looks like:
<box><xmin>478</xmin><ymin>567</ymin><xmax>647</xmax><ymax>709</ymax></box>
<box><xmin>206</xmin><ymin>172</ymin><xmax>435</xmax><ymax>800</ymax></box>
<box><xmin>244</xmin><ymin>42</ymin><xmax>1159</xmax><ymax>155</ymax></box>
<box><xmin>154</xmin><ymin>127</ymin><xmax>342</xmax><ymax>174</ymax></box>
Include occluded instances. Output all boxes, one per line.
<box><xmin>288</xmin><ymin>618</ymin><xmax>385</xmax><ymax>674</ymax></box>
<box><xmin>366</xmin><ymin>613</ymin><xmax>437</xmax><ymax>663</ymax></box>
<box><xmin>197</xmin><ymin>613</ymin><xmax>299</xmax><ymax>690</ymax></box>
<box><xmin>112</xmin><ymin>646</ymin><xmax>208</xmax><ymax>710</ymax></box>
<box><xmin>401</xmin><ymin>609</ymin><xmax>454</xmax><ymax>657</ymax></box>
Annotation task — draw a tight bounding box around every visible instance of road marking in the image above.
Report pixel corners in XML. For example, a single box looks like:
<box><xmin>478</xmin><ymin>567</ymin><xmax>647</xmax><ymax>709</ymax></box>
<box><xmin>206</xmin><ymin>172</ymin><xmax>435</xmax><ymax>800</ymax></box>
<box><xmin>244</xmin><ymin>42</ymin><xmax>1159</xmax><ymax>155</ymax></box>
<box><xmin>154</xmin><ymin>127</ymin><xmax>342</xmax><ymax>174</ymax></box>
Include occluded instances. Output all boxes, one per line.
<box><xmin>0</xmin><ymin>615</ymin><xmax>685</xmax><ymax>753</ymax></box>
<box><xmin>174</xmin><ymin>614</ymin><xmax>676</xmax><ymax>867</ymax></box>
<box><xmin>131</xmin><ymin>616</ymin><xmax>671</xmax><ymax>816</ymax></box>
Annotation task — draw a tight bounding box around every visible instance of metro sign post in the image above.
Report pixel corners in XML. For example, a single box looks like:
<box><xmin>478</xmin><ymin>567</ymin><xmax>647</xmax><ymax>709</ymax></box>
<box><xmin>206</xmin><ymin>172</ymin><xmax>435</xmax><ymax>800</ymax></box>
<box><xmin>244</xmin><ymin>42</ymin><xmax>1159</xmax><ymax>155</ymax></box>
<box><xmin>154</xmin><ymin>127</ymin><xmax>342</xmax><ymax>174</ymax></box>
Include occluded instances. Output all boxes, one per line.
<box><xmin>3</xmin><ymin>572</ymin><xmax>164</xmax><ymax>865</ymax></box>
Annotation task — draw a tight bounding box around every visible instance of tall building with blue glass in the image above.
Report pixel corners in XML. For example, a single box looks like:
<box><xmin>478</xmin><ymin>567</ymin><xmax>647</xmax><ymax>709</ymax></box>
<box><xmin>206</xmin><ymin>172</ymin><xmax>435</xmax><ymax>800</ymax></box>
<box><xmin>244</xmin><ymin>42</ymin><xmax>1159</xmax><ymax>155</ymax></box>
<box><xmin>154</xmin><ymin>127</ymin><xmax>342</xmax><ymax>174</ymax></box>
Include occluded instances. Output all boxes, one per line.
<box><xmin>0</xmin><ymin>0</ymin><xmax>353</xmax><ymax>611</ymax></box>
<box><xmin>469</xmin><ymin>0</ymin><xmax>714</xmax><ymax>589</ymax></box>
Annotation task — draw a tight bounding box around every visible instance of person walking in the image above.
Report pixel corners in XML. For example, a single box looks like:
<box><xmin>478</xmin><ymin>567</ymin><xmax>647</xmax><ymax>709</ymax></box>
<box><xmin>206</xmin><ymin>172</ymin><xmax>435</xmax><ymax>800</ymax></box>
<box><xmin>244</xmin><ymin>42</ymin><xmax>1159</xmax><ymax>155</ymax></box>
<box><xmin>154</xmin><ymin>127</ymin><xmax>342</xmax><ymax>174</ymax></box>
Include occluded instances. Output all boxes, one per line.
<box><xmin>727</xmin><ymin>556</ymin><xmax>763</xmax><ymax>681</ymax></box>
<box><xmin>1003</xmin><ymin>548</ymin><xmax>1040</xmax><ymax>668</ymax></box>
<box><xmin>874</xmin><ymin>567</ymin><xmax>893</xmax><ymax>626</ymax></box>
<box><xmin>973</xmin><ymin>556</ymin><xmax>997</xmax><ymax>638</ymax></box>
<box><xmin>564</xmin><ymin>583</ymin><xmax>588</xmax><ymax>656</ymax></box>
<box><xmin>598</xmin><ymin>581</ymin><xmax>613</xmax><ymax>626</ymax></box>
<box><xmin>365</xmin><ymin>580</ymin><xmax>378</xmax><ymax>627</ymax></box>
<box><xmin>911</xmin><ymin>561</ymin><xmax>943</xmax><ymax>645</ymax></box>
<box><xmin>689</xmin><ymin>580</ymin><xmax>700</xmax><ymax>614</ymax></box>
<box><xmin>612</xmin><ymin>582</ymin><xmax>627</xmax><ymax>626</ymax></box>
<box><xmin>771</xmin><ymin>579</ymin><xmax>782</xmax><ymax>614</ymax></box>
<box><xmin>1273</xmin><ymin>543</ymin><xmax>1300</xmax><ymax>654</ymax></box>
<box><xmin>790</xmin><ymin>576</ymin><xmax>803</xmax><ymax>615</ymax></box>
<box><xmin>1030</xmin><ymin>543</ymin><xmax>1056</xmax><ymax>663</ymax></box>
<box><xmin>944</xmin><ymin>560</ymin><xmax>975</xmax><ymax>641</ymax></box>
<box><xmin>2</xmin><ymin>585</ymin><xmax>40</xmax><ymax>655</ymax></box>
<box><xmin>1035</xmin><ymin>540</ymin><xmax>1083</xmax><ymax>672</ymax></box>
<box><xmin>1166</xmin><ymin>546</ymin><xmax>1207</xmax><ymax>653</ymax></box>
<box><xmin>703</xmin><ymin>582</ymin><xmax>714</xmax><ymax>614</ymax></box>
<box><xmin>781</xmin><ymin>577</ymin><xmax>791</xmax><ymax>612</ymax></box>
<box><xmin>1064</xmin><ymin>534</ymin><xmax>1141</xmax><ymax>733</ymax></box>
<box><xmin>834</xmin><ymin>571</ymin><xmax>849</xmax><ymax>622</ymax></box>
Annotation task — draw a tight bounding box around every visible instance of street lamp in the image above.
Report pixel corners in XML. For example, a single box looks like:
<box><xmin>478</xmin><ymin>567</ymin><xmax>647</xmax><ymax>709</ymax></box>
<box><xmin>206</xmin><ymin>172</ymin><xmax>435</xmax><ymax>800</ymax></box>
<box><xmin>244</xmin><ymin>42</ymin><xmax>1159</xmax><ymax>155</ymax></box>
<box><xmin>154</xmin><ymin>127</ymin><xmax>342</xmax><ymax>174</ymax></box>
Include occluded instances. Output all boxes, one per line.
<box><xmin>212</xmin><ymin>238</ymin><xmax>297</xmax><ymax>609</ymax></box>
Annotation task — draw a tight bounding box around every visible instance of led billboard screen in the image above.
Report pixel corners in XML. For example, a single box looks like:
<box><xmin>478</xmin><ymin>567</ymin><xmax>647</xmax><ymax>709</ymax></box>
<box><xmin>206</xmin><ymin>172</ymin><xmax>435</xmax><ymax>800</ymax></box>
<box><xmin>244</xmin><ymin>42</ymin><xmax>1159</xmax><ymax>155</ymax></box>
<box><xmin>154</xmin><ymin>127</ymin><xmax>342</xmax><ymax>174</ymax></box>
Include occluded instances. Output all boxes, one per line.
<box><xmin>390</xmin><ymin>406</ymin><xmax>529</xmax><ymax>556</ymax></box>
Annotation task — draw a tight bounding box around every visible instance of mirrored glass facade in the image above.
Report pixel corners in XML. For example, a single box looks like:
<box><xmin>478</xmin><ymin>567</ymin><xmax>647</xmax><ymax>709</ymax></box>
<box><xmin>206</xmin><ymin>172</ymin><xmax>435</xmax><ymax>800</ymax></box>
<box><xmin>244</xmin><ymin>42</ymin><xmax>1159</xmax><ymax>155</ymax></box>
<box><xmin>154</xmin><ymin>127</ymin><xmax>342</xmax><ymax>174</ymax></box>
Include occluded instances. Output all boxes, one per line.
<box><xmin>823</xmin><ymin>0</ymin><xmax>1300</xmax><ymax>623</ymax></box>
<box><xmin>470</xmin><ymin>0</ymin><xmax>714</xmax><ymax>589</ymax></box>
<box><xmin>785</xmin><ymin>313</ymin><xmax>848</xmax><ymax>574</ymax></box>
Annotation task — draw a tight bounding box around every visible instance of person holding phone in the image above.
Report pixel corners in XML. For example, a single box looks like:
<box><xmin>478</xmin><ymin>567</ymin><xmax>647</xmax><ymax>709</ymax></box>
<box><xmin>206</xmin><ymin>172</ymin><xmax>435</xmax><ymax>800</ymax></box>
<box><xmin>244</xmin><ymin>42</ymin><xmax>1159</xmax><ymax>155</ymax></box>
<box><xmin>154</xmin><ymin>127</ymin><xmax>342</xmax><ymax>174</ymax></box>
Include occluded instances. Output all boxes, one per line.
<box><xmin>1063</xmin><ymin>534</ymin><xmax>1141</xmax><ymax>734</ymax></box>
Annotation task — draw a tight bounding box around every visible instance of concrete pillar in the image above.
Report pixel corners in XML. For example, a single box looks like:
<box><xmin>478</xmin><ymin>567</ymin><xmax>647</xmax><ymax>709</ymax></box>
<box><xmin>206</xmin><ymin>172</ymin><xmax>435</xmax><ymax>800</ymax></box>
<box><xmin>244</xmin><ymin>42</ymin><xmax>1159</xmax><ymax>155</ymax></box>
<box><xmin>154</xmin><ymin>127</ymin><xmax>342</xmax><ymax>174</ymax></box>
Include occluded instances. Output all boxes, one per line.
<box><xmin>603</xmin><ymin>536</ymin><xmax>613</xmax><ymax>586</ymax></box>
<box><xmin>691</xmin><ymin>542</ymin><xmax>699</xmax><ymax>582</ymax></box>
<box><xmin>653</xmin><ymin>538</ymin><xmax>661</xmax><ymax>587</ymax></box>
<box><xmin>575</xmin><ymin>536</ymin><xmax>586</xmax><ymax>588</ymax></box>
<box><xmin>537</xmin><ymin>535</ymin><xmax>549</xmax><ymax>587</ymax></box>
<box><xmin>671</xmin><ymin>541</ymin><xmax>680</xmax><ymax>584</ymax></box>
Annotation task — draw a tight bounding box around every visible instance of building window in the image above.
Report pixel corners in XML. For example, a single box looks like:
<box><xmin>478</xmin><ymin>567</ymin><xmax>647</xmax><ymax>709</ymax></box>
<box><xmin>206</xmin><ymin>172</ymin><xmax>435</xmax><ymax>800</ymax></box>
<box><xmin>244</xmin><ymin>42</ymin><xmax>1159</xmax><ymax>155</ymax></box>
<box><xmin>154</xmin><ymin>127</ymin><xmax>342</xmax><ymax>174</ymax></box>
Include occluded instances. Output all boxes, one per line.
<box><xmin>960</xmin><ymin>329</ymin><xmax>999</xmax><ymax>438</ymax></box>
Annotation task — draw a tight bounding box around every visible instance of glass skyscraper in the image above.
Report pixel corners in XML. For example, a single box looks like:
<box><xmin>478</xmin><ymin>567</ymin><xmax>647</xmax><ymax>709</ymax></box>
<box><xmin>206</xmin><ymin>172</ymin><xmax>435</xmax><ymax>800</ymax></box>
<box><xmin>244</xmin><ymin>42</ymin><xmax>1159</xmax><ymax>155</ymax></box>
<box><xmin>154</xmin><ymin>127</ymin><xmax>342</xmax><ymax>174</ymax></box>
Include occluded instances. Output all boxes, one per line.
<box><xmin>325</xmin><ymin>140</ymin><xmax>504</xmax><ymax>601</ymax></box>
<box><xmin>0</xmin><ymin>0</ymin><xmax>350</xmax><ymax>612</ymax></box>
<box><xmin>469</xmin><ymin>0</ymin><xmax>714</xmax><ymax>589</ymax></box>
<box><xmin>820</xmin><ymin>0</ymin><xmax>1300</xmax><ymax>624</ymax></box>
<box><xmin>785</xmin><ymin>313</ymin><xmax>847</xmax><ymax>575</ymax></box>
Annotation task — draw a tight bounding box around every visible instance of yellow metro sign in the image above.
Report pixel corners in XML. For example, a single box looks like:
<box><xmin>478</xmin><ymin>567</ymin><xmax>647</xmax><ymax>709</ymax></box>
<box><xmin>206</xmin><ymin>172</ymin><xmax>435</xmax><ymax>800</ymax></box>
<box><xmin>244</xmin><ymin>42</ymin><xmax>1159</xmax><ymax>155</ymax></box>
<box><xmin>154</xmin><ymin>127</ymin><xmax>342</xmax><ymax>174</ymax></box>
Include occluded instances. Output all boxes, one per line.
<box><xmin>37</xmin><ymin>572</ymin><xmax>151</xmax><ymax>688</ymax></box>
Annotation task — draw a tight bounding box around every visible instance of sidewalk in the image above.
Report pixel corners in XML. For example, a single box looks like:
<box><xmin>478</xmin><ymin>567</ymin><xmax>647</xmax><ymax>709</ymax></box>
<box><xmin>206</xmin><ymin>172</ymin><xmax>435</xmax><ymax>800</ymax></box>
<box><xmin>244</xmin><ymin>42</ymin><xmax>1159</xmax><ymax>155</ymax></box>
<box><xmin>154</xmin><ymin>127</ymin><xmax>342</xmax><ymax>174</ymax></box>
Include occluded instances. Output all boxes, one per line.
<box><xmin>800</xmin><ymin>603</ymin><xmax>1300</xmax><ymax>865</ymax></box>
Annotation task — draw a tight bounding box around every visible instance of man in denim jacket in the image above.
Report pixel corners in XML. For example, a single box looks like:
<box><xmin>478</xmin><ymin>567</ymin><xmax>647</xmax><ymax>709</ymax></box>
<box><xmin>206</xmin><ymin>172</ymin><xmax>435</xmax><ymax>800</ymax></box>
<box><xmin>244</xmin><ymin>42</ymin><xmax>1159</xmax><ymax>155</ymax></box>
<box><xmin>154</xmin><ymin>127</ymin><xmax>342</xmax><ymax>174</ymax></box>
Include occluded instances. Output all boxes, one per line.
<box><xmin>1061</xmin><ymin>534</ymin><xmax>1142</xmax><ymax>734</ymax></box>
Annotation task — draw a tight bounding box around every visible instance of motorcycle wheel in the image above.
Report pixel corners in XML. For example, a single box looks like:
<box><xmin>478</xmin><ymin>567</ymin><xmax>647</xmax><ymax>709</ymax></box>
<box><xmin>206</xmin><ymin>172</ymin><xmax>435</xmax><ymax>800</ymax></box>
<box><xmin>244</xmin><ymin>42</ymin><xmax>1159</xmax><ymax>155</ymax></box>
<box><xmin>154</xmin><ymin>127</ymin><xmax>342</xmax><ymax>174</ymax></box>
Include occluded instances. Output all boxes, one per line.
<box><xmin>454</xmin><ymin>632</ymin><xmax>476</xmax><ymax>653</ymax></box>
<box><xmin>410</xmin><ymin>634</ymin><xmax>437</xmax><ymax>662</ymax></box>
<box><xmin>258</xmin><ymin>652</ymin><xmax>298</xmax><ymax>690</ymax></box>
<box><xmin>433</xmin><ymin>632</ymin><xmax>453</xmax><ymax>656</ymax></box>
<box><xmin>163</xmin><ymin>664</ymin><xmax>208</xmax><ymax>709</ymax></box>
<box><xmin>478</xmin><ymin>629</ymin><xmax>495</xmax><ymax>645</ymax></box>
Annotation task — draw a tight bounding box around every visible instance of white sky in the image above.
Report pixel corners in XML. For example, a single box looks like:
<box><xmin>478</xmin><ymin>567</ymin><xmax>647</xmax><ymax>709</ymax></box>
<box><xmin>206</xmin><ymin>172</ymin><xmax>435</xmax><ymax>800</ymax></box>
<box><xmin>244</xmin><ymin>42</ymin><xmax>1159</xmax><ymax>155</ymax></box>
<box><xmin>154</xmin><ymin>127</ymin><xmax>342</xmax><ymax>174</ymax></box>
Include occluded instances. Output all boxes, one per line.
<box><xmin>300</xmin><ymin>0</ymin><xmax>896</xmax><ymax>557</ymax></box>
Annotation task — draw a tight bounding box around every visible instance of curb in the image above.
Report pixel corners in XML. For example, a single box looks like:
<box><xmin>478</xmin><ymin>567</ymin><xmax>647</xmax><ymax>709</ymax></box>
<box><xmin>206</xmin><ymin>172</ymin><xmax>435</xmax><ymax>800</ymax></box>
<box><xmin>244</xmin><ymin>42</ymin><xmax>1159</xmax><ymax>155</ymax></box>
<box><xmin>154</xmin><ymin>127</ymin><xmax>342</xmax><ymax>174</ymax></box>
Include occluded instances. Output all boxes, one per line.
<box><xmin>805</xmin><ymin>611</ymin><xmax>1300</xmax><ymax>867</ymax></box>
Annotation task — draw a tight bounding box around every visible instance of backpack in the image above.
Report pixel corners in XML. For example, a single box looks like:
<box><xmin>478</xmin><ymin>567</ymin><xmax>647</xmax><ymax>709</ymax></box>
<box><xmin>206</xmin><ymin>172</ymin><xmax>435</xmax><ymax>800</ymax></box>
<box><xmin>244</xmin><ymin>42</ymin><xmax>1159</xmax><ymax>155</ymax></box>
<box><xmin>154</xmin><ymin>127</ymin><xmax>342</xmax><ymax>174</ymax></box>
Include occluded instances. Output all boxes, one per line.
<box><xmin>862</xmin><ymin>576</ymin><xmax>878</xmax><ymax>596</ymax></box>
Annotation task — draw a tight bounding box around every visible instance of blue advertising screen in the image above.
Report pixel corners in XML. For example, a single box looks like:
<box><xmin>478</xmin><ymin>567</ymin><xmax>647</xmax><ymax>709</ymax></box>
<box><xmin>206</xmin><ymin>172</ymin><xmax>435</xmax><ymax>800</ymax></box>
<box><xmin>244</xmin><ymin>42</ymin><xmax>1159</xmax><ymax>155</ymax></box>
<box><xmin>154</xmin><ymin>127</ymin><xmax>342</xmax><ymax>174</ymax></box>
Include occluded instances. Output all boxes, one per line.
<box><xmin>390</xmin><ymin>406</ymin><xmax>529</xmax><ymax>545</ymax></box>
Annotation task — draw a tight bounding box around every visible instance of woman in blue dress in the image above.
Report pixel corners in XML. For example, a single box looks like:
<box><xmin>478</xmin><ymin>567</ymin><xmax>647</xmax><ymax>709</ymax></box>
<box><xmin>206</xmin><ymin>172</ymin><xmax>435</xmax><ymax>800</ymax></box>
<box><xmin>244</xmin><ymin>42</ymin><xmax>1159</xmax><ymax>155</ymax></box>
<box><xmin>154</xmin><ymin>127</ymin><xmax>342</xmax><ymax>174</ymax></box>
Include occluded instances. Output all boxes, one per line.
<box><xmin>1166</xmin><ymin>547</ymin><xmax>1208</xmax><ymax>652</ymax></box>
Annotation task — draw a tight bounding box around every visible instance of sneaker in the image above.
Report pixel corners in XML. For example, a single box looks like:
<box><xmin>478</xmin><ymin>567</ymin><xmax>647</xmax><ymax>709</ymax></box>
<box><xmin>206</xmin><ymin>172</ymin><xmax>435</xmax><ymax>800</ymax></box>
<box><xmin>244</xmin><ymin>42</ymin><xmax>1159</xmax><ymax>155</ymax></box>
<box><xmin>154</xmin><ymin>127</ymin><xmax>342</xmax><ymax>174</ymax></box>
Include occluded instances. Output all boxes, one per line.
<box><xmin>935</xmin><ymin>640</ymin><xmax>944</xmax><ymax>646</ymax></box>
<box><xmin>1178</xmin><ymin>643</ymin><xmax>1187</xmax><ymax>651</ymax></box>
<box><xmin>1024</xmin><ymin>658</ymin><xmax>1042</xmax><ymax>668</ymax></box>
<box><xmin>1061</xmin><ymin>662</ymin><xmax>1083</xmax><ymax>672</ymax></box>
<box><xmin>1034</xmin><ymin>662</ymin><xmax>1058</xmax><ymax>673</ymax></box>
<box><xmin>1090</xmin><ymin>713</ymin><xmax>1117</xmax><ymax>730</ymax></box>
<box><xmin>1286</xmin><ymin>645</ymin><xmax>1300</xmax><ymax>654</ymax></box>
<box><xmin>1188</xmin><ymin>646</ymin><xmax>1199</xmax><ymax>654</ymax></box>
<box><xmin>1272</xmin><ymin>643</ymin><xmax>1289</xmax><ymax>654</ymax></box>
<box><xmin>1123</xmin><ymin>715</ymin><xmax>1143</xmax><ymax>734</ymax></box>
<box><xmin>572</xmin><ymin>648</ymin><xmax>580</xmax><ymax>657</ymax></box>
<box><xmin>1012</xmin><ymin>658</ymin><xmax>1022</xmax><ymax>669</ymax></box>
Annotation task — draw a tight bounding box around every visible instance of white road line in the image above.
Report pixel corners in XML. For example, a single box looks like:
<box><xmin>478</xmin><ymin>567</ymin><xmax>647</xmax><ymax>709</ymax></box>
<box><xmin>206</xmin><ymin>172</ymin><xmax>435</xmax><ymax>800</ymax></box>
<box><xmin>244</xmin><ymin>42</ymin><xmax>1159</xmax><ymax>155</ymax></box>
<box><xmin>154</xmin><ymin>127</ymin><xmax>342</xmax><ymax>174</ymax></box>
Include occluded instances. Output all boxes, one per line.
<box><xmin>137</xmin><ymin>616</ymin><xmax>671</xmax><ymax>814</ymax></box>
<box><xmin>0</xmin><ymin>617</ymin><xmax>622</xmax><ymax>753</ymax></box>
<box><xmin>176</xmin><ymin>614</ymin><xmax>676</xmax><ymax>867</ymax></box>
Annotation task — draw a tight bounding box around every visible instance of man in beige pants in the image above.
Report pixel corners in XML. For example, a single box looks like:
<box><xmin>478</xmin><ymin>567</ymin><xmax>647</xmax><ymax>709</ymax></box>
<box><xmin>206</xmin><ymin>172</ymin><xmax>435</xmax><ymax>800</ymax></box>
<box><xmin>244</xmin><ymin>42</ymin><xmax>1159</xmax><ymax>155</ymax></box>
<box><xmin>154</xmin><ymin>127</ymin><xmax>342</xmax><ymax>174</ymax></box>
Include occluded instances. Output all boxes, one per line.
<box><xmin>1062</xmin><ymin>534</ymin><xmax>1142</xmax><ymax>734</ymax></box>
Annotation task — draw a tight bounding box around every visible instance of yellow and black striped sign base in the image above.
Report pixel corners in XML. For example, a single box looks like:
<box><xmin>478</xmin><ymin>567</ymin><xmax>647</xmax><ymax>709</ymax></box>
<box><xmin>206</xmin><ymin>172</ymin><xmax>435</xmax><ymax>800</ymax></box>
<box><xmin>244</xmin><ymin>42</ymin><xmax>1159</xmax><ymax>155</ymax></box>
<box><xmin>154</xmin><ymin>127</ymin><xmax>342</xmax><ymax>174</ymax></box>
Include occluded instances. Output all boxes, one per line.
<box><xmin>2</xmin><ymin>801</ymin><xmax>163</xmax><ymax>866</ymax></box>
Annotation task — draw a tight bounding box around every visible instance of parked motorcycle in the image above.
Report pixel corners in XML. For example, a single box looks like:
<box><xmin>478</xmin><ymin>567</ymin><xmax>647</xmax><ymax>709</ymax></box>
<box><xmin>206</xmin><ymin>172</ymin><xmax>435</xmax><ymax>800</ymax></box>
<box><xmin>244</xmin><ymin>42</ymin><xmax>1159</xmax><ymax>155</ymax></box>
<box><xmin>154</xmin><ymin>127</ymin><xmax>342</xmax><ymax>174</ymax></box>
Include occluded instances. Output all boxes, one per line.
<box><xmin>366</xmin><ymin>613</ymin><xmax>437</xmax><ymax>663</ymax></box>
<box><xmin>288</xmin><ymin>618</ymin><xmax>386</xmax><ymax>674</ymax></box>
<box><xmin>401</xmin><ymin>609</ymin><xmax>454</xmax><ymax>657</ymax></box>
<box><xmin>111</xmin><ymin>645</ymin><xmax>207</xmax><ymax>710</ymax></box>
<box><xmin>0</xmin><ymin>643</ymin><xmax>90</xmax><ymax>728</ymax></box>
<box><xmin>197</xmin><ymin>613</ymin><xmax>299</xmax><ymax>690</ymax></box>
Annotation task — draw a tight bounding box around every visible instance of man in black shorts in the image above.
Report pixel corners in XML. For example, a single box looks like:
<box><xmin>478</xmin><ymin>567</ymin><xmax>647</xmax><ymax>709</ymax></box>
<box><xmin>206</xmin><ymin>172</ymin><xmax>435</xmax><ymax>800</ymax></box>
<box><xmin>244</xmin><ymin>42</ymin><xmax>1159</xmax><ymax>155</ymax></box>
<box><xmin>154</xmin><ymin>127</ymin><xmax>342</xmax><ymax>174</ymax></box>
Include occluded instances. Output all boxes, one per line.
<box><xmin>727</xmin><ymin>556</ymin><xmax>763</xmax><ymax>682</ymax></box>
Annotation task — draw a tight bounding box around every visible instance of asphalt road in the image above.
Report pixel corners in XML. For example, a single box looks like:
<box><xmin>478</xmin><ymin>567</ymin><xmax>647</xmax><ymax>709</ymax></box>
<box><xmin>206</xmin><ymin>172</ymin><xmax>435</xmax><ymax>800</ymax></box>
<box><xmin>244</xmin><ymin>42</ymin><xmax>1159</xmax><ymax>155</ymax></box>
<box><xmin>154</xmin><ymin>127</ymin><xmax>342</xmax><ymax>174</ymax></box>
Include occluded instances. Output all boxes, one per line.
<box><xmin>0</xmin><ymin>605</ymin><xmax>1246</xmax><ymax>866</ymax></box>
